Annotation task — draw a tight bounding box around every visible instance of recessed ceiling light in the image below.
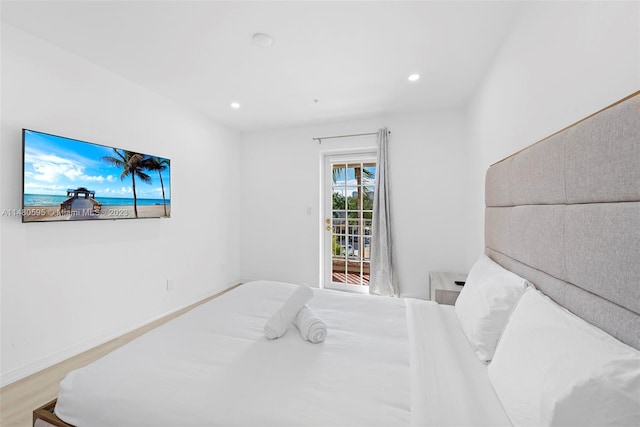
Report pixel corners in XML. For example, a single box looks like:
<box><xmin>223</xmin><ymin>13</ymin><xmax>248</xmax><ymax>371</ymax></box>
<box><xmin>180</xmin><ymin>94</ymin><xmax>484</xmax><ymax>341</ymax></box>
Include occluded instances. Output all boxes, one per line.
<box><xmin>230</xmin><ymin>102</ymin><xmax>241</xmax><ymax>109</ymax></box>
<box><xmin>251</xmin><ymin>32</ymin><xmax>273</xmax><ymax>48</ymax></box>
<box><xmin>408</xmin><ymin>73</ymin><xmax>420</xmax><ymax>82</ymax></box>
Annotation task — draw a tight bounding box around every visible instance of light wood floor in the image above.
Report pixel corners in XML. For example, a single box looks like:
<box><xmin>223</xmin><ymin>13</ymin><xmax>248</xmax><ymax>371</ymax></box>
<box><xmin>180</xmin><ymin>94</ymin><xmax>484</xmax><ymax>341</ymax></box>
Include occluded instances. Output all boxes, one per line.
<box><xmin>0</xmin><ymin>284</ymin><xmax>239</xmax><ymax>427</ymax></box>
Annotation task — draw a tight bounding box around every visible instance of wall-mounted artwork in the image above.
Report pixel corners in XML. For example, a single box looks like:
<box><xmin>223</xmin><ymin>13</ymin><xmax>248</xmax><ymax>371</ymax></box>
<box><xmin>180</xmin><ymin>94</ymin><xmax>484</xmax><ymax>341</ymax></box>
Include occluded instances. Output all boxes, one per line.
<box><xmin>22</xmin><ymin>129</ymin><xmax>171</xmax><ymax>223</ymax></box>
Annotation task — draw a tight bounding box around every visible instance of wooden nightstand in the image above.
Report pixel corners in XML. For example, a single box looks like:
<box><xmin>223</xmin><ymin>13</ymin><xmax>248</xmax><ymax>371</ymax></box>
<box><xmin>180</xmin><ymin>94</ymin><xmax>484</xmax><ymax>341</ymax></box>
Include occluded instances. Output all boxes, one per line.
<box><xmin>429</xmin><ymin>272</ymin><xmax>467</xmax><ymax>305</ymax></box>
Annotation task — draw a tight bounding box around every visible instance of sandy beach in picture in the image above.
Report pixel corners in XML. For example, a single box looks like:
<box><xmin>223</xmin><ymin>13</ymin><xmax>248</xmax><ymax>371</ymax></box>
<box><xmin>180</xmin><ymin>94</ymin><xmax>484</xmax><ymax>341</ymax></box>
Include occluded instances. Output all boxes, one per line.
<box><xmin>22</xmin><ymin>204</ymin><xmax>171</xmax><ymax>222</ymax></box>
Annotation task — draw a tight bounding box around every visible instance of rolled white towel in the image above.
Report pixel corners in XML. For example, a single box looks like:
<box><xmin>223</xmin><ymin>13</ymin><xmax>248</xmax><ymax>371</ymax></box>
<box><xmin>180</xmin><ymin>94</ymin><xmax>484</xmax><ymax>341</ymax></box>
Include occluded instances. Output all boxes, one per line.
<box><xmin>264</xmin><ymin>284</ymin><xmax>314</xmax><ymax>340</ymax></box>
<box><xmin>294</xmin><ymin>305</ymin><xmax>327</xmax><ymax>344</ymax></box>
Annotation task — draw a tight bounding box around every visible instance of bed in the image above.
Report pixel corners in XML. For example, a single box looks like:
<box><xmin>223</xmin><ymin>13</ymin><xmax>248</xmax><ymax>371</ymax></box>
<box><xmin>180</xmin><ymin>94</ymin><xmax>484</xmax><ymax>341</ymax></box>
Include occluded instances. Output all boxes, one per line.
<box><xmin>34</xmin><ymin>91</ymin><xmax>640</xmax><ymax>427</ymax></box>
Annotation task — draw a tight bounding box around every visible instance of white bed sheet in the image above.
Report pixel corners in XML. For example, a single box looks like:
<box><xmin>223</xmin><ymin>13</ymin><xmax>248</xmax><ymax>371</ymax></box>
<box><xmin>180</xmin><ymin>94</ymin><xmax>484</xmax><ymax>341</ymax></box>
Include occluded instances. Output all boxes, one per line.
<box><xmin>55</xmin><ymin>281</ymin><xmax>510</xmax><ymax>426</ymax></box>
<box><xmin>406</xmin><ymin>298</ymin><xmax>511</xmax><ymax>426</ymax></box>
<box><xmin>56</xmin><ymin>281</ymin><xmax>411</xmax><ymax>426</ymax></box>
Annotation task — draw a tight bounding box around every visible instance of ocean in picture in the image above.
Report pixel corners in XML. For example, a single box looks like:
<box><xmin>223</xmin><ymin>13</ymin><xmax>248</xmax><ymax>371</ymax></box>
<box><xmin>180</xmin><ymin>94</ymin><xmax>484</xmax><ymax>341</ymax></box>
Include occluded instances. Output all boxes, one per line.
<box><xmin>24</xmin><ymin>194</ymin><xmax>170</xmax><ymax>207</ymax></box>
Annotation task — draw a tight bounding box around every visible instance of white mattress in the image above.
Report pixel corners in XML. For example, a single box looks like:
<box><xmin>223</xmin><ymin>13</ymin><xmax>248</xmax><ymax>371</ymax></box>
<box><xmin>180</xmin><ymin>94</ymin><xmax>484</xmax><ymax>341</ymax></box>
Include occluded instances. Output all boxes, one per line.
<box><xmin>55</xmin><ymin>280</ymin><xmax>509</xmax><ymax>426</ymax></box>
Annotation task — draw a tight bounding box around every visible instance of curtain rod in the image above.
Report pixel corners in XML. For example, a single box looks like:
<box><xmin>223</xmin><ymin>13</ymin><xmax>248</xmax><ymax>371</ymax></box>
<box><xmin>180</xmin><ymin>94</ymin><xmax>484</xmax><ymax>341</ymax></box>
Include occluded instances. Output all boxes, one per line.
<box><xmin>313</xmin><ymin>130</ymin><xmax>390</xmax><ymax>144</ymax></box>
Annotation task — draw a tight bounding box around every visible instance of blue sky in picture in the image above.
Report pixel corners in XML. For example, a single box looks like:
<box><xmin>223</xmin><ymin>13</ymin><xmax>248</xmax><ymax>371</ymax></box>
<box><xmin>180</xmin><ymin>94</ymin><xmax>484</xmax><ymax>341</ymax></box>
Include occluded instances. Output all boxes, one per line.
<box><xmin>23</xmin><ymin>130</ymin><xmax>170</xmax><ymax>200</ymax></box>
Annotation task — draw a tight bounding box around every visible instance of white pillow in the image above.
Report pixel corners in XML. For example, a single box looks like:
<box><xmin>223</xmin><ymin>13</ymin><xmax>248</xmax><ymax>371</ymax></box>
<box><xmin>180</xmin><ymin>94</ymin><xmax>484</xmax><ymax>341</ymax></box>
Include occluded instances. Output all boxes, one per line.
<box><xmin>488</xmin><ymin>288</ymin><xmax>640</xmax><ymax>427</ymax></box>
<box><xmin>454</xmin><ymin>254</ymin><xmax>529</xmax><ymax>362</ymax></box>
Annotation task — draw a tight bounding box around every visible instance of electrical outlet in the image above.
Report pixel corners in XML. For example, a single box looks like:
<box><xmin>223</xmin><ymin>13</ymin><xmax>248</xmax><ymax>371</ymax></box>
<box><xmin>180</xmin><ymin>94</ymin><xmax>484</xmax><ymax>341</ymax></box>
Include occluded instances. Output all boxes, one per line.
<box><xmin>166</xmin><ymin>278</ymin><xmax>175</xmax><ymax>292</ymax></box>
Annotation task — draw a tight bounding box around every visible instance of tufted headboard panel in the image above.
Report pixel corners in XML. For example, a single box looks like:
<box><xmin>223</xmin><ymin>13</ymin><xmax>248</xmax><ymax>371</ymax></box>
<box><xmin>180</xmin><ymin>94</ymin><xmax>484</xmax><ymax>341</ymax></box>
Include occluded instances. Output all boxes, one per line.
<box><xmin>484</xmin><ymin>91</ymin><xmax>640</xmax><ymax>350</ymax></box>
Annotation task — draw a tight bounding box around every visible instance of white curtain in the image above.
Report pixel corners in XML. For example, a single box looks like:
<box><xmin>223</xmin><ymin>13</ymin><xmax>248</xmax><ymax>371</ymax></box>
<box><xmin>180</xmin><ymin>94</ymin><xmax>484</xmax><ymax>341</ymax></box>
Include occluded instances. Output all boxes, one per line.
<box><xmin>369</xmin><ymin>128</ymin><xmax>398</xmax><ymax>297</ymax></box>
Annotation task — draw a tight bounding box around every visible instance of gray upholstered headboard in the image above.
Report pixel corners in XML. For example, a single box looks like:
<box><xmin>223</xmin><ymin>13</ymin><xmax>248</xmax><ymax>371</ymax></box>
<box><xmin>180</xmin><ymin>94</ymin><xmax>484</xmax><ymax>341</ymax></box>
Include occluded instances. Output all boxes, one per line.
<box><xmin>485</xmin><ymin>91</ymin><xmax>640</xmax><ymax>350</ymax></box>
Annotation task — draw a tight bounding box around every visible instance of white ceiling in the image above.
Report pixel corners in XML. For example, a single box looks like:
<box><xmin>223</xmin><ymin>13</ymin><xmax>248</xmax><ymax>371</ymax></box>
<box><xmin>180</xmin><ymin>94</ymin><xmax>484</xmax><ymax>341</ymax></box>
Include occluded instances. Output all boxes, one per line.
<box><xmin>1</xmin><ymin>1</ymin><xmax>522</xmax><ymax>132</ymax></box>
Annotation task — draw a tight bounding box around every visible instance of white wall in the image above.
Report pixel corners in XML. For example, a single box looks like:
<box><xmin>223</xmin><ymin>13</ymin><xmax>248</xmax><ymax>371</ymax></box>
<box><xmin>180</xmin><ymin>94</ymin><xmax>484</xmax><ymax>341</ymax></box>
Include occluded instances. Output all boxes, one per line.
<box><xmin>0</xmin><ymin>25</ymin><xmax>241</xmax><ymax>385</ymax></box>
<box><xmin>466</xmin><ymin>0</ymin><xmax>640</xmax><ymax>265</ymax></box>
<box><xmin>239</xmin><ymin>109</ymin><xmax>469</xmax><ymax>299</ymax></box>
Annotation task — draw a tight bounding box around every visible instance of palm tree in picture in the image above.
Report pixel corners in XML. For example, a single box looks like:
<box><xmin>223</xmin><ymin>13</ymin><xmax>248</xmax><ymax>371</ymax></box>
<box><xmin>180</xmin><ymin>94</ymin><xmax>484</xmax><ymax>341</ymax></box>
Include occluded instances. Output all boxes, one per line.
<box><xmin>101</xmin><ymin>149</ymin><xmax>152</xmax><ymax>218</ymax></box>
<box><xmin>146</xmin><ymin>156</ymin><xmax>170</xmax><ymax>216</ymax></box>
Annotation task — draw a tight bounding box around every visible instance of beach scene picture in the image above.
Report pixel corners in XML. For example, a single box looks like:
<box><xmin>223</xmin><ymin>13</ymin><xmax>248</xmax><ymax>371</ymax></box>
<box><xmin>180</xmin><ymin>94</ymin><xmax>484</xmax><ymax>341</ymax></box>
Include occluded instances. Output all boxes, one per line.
<box><xmin>22</xmin><ymin>129</ymin><xmax>171</xmax><ymax>222</ymax></box>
